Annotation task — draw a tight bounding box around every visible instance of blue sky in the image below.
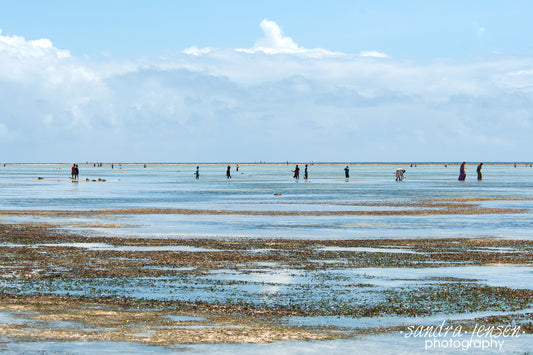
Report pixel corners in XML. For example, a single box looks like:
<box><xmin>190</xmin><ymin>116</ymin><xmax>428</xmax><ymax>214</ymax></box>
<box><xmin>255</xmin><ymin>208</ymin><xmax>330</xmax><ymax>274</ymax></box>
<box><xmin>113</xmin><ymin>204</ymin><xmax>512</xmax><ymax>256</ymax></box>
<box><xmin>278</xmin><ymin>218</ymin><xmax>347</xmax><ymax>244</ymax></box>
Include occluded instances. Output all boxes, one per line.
<box><xmin>0</xmin><ymin>1</ymin><xmax>532</xmax><ymax>162</ymax></box>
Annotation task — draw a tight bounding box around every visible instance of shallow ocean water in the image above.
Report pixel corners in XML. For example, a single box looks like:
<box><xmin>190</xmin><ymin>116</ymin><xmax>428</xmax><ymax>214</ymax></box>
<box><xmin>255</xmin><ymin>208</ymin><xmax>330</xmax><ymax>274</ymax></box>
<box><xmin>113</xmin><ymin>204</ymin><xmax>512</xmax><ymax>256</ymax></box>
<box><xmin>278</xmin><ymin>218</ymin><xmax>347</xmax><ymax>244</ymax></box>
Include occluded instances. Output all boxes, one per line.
<box><xmin>3</xmin><ymin>334</ymin><xmax>532</xmax><ymax>355</ymax></box>
<box><xmin>1</xmin><ymin>163</ymin><xmax>532</xmax><ymax>239</ymax></box>
<box><xmin>0</xmin><ymin>163</ymin><xmax>532</xmax><ymax>354</ymax></box>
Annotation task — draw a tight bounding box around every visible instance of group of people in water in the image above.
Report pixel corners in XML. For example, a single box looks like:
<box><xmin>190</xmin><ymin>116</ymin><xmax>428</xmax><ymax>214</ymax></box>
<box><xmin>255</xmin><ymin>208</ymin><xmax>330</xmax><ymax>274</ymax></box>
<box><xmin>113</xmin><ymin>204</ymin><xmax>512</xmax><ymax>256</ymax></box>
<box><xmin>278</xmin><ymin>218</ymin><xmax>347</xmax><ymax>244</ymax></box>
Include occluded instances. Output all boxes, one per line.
<box><xmin>191</xmin><ymin>163</ymin><xmax>487</xmax><ymax>182</ymax></box>
<box><xmin>291</xmin><ymin>164</ymin><xmax>310</xmax><ymax>180</ymax></box>
<box><xmin>458</xmin><ymin>162</ymin><xmax>484</xmax><ymax>181</ymax></box>
<box><xmin>68</xmin><ymin>162</ymin><xmax>523</xmax><ymax>183</ymax></box>
<box><xmin>196</xmin><ymin>164</ymin><xmax>367</xmax><ymax>181</ymax></box>
<box><xmin>194</xmin><ymin>164</ymin><xmax>240</xmax><ymax>180</ymax></box>
<box><xmin>70</xmin><ymin>164</ymin><xmax>79</xmax><ymax>180</ymax></box>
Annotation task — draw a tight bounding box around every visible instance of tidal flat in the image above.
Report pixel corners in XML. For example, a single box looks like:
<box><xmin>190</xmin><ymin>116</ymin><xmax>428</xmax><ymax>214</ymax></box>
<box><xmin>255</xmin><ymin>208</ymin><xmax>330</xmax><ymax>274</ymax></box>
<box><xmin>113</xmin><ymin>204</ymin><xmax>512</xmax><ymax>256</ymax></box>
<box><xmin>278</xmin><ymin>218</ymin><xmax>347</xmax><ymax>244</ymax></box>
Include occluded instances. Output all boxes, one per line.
<box><xmin>0</xmin><ymin>163</ymin><xmax>532</xmax><ymax>353</ymax></box>
<box><xmin>0</xmin><ymin>222</ymin><xmax>531</xmax><ymax>350</ymax></box>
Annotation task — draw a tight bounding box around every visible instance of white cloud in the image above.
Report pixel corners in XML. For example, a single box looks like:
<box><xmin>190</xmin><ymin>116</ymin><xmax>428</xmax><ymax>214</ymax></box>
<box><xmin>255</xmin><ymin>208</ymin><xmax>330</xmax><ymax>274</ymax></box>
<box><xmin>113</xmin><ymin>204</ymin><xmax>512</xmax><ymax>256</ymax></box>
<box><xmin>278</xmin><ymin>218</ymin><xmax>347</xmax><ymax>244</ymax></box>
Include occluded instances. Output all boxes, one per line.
<box><xmin>360</xmin><ymin>51</ymin><xmax>389</xmax><ymax>58</ymax></box>
<box><xmin>183</xmin><ymin>46</ymin><xmax>212</xmax><ymax>56</ymax></box>
<box><xmin>0</xmin><ymin>32</ymin><xmax>70</xmax><ymax>59</ymax></box>
<box><xmin>1</xmin><ymin>23</ymin><xmax>533</xmax><ymax>162</ymax></box>
<box><xmin>236</xmin><ymin>19</ymin><xmax>340</xmax><ymax>57</ymax></box>
<box><xmin>498</xmin><ymin>68</ymin><xmax>533</xmax><ymax>91</ymax></box>
<box><xmin>30</xmin><ymin>38</ymin><xmax>52</xmax><ymax>49</ymax></box>
<box><xmin>253</xmin><ymin>19</ymin><xmax>301</xmax><ymax>53</ymax></box>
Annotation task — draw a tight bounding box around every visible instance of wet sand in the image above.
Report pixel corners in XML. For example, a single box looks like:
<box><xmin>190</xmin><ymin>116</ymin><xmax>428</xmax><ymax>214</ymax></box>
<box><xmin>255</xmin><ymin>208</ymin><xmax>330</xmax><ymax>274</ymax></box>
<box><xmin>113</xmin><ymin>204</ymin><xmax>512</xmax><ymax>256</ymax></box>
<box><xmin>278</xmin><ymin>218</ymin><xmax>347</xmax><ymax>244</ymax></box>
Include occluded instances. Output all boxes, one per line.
<box><xmin>0</xmin><ymin>221</ymin><xmax>531</xmax><ymax>347</ymax></box>
<box><xmin>0</xmin><ymin>197</ymin><xmax>530</xmax><ymax>218</ymax></box>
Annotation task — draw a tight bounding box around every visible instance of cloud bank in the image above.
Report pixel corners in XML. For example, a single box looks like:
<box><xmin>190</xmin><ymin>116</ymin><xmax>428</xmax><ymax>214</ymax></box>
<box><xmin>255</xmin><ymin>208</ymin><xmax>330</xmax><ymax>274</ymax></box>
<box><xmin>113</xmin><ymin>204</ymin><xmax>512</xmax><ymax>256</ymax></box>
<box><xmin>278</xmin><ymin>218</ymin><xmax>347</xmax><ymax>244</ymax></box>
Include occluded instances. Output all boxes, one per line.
<box><xmin>0</xmin><ymin>21</ymin><xmax>532</xmax><ymax>162</ymax></box>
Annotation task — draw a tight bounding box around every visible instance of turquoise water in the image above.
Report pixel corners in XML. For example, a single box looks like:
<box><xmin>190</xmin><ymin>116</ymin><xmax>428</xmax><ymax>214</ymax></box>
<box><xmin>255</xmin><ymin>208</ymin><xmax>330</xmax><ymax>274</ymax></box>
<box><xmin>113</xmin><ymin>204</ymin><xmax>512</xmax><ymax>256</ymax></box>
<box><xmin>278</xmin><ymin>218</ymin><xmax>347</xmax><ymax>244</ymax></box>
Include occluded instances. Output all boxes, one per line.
<box><xmin>1</xmin><ymin>163</ymin><xmax>532</xmax><ymax>239</ymax></box>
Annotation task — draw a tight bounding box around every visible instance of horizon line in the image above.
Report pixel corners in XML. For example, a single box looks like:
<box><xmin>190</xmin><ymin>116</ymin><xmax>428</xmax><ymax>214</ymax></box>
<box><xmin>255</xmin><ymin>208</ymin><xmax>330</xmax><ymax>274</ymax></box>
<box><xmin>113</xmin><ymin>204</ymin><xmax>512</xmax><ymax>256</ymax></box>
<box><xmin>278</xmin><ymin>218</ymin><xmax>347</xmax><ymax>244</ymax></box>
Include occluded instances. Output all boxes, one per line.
<box><xmin>2</xmin><ymin>161</ymin><xmax>532</xmax><ymax>165</ymax></box>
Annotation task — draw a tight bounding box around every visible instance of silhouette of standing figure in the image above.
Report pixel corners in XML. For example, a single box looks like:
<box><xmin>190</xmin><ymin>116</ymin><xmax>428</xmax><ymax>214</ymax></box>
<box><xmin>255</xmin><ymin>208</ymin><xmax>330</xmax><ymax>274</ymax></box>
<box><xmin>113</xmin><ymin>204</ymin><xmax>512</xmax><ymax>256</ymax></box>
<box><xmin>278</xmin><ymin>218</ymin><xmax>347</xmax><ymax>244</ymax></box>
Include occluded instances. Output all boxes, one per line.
<box><xmin>293</xmin><ymin>165</ymin><xmax>300</xmax><ymax>179</ymax></box>
<box><xmin>304</xmin><ymin>164</ymin><xmax>308</xmax><ymax>180</ymax></box>
<box><xmin>195</xmin><ymin>166</ymin><xmax>199</xmax><ymax>180</ymax></box>
<box><xmin>344</xmin><ymin>166</ymin><xmax>350</xmax><ymax>178</ymax></box>
<box><xmin>226</xmin><ymin>165</ymin><xmax>231</xmax><ymax>179</ymax></box>
<box><xmin>477</xmin><ymin>162</ymin><xmax>483</xmax><ymax>181</ymax></box>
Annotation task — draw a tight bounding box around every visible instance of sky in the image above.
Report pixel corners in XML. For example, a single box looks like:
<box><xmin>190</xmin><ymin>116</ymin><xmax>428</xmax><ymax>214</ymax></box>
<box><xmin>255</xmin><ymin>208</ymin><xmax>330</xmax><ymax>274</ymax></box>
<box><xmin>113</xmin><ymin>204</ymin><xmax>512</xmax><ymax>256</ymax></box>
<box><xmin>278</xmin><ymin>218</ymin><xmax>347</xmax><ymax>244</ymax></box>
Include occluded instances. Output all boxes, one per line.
<box><xmin>0</xmin><ymin>0</ymin><xmax>532</xmax><ymax>163</ymax></box>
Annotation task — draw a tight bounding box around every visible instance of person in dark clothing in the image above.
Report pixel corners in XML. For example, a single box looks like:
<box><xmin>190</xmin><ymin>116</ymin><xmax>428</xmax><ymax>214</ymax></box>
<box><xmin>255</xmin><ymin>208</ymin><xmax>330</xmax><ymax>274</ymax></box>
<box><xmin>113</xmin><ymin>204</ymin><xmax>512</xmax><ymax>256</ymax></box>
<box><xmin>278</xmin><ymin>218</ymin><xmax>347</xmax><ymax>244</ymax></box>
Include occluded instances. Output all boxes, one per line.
<box><xmin>226</xmin><ymin>165</ymin><xmax>232</xmax><ymax>179</ymax></box>
<box><xmin>477</xmin><ymin>162</ymin><xmax>483</xmax><ymax>181</ymax></box>
<box><xmin>344</xmin><ymin>166</ymin><xmax>350</xmax><ymax>178</ymax></box>
<box><xmin>304</xmin><ymin>164</ymin><xmax>308</xmax><ymax>180</ymax></box>
<box><xmin>293</xmin><ymin>165</ymin><xmax>300</xmax><ymax>179</ymax></box>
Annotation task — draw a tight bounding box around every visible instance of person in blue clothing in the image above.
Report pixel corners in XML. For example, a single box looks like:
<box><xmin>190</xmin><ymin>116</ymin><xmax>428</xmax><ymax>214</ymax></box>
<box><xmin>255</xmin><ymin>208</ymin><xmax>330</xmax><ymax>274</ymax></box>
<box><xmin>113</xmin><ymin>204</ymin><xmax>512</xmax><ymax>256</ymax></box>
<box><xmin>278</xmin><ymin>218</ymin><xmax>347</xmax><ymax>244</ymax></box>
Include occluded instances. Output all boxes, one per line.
<box><xmin>195</xmin><ymin>166</ymin><xmax>199</xmax><ymax>180</ymax></box>
<box><xmin>344</xmin><ymin>166</ymin><xmax>350</xmax><ymax>178</ymax></box>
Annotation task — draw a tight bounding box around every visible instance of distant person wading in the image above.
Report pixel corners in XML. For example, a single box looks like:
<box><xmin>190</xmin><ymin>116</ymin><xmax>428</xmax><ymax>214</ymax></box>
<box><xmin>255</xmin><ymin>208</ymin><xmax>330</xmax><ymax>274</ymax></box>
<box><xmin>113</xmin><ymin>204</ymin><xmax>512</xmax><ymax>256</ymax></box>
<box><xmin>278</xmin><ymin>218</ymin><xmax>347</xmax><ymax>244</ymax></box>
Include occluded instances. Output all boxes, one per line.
<box><xmin>293</xmin><ymin>165</ymin><xmax>300</xmax><ymax>179</ymax></box>
<box><xmin>458</xmin><ymin>162</ymin><xmax>466</xmax><ymax>181</ymax></box>
<box><xmin>395</xmin><ymin>168</ymin><xmax>406</xmax><ymax>182</ymax></box>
